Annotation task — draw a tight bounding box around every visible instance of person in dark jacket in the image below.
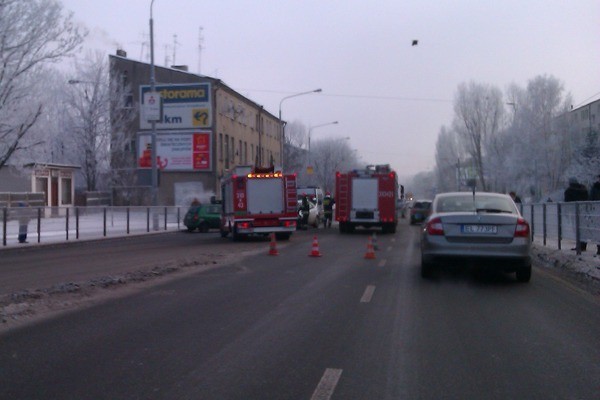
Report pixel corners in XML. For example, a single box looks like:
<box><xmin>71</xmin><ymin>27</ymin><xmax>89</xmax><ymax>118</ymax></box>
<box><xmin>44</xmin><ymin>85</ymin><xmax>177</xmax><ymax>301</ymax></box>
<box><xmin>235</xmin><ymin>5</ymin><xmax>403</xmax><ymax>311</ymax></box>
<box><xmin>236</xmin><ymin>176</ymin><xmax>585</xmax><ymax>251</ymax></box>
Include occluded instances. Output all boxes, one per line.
<box><xmin>564</xmin><ymin>177</ymin><xmax>589</xmax><ymax>251</ymax></box>
<box><xmin>323</xmin><ymin>193</ymin><xmax>335</xmax><ymax>228</ymax></box>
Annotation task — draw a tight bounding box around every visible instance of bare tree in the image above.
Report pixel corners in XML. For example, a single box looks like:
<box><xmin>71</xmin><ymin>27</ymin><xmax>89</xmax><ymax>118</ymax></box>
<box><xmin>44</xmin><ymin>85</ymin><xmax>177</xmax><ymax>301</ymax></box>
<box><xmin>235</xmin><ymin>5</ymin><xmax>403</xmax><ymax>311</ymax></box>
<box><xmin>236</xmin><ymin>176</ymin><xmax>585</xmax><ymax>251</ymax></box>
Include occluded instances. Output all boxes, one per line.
<box><xmin>64</xmin><ymin>52</ymin><xmax>135</xmax><ymax>191</ymax></box>
<box><xmin>434</xmin><ymin>126</ymin><xmax>464</xmax><ymax>192</ymax></box>
<box><xmin>452</xmin><ymin>81</ymin><xmax>504</xmax><ymax>191</ymax></box>
<box><xmin>283</xmin><ymin>120</ymin><xmax>308</xmax><ymax>174</ymax></box>
<box><xmin>308</xmin><ymin>138</ymin><xmax>361</xmax><ymax>193</ymax></box>
<box><xmin>0</xmin><ymin>0</ymin><xmax>85</xmax><ymax>169</ymax></box>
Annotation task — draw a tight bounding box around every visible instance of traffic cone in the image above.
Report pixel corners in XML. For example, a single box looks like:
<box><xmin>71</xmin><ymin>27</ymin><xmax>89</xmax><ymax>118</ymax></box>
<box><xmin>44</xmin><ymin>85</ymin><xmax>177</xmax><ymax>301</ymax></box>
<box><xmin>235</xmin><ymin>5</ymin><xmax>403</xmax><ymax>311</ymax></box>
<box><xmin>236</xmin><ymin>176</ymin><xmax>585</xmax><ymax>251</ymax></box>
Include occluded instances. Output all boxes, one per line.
<box><xmin>309</xmin><ymin>235</ymin><xmax>322</xmax><ymax>257</ymax></box>
<box><xmin>268</xmin><ymin>233</ymin><xmax>279</xmax><ymax>256</ymax></box>
<box><xmin>372</xmin><ymin>233</ymin><xmax>378</xmax><ymax>250</ymax></box>
<box><xmin>364</xmin><ymin>236</ymin><xmax>376</xmax><ymax>259</ymax></box>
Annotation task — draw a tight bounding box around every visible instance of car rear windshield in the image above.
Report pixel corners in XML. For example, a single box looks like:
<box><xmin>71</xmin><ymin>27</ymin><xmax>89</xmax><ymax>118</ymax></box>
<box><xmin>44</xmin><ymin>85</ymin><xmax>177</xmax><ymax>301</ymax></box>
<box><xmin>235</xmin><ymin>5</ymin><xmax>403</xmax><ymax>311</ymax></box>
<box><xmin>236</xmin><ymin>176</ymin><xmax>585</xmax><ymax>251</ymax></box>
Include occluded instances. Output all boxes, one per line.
<box><xmin>414</xmin><ymin>201</ymin><xmax>431</xmax><ymax>209</ymax></box>
<box><xmin>436</xmin><ymin>195</ymin><xmax>515</xmax><ymax>213</ymax></box>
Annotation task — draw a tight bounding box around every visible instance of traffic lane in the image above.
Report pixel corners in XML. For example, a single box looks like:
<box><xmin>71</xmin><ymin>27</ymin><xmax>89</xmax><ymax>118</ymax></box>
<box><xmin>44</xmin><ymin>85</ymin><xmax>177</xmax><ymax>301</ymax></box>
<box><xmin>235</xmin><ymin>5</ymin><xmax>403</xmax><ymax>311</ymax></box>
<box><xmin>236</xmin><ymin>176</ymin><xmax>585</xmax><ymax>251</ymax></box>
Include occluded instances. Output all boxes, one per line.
<box><xmin>0</xmin><ymin>228</ymin><xmax>394</xmax><ymax>399</ymax></box>
<box><xmin>0</xmin><ymin>230</ymin><xmax>265</xmax><ymax>295</ymax></box>
<box><xmin>330</xmin><ymin>224</ymin><xmax>600</xmax><ymax>399</ymax></box>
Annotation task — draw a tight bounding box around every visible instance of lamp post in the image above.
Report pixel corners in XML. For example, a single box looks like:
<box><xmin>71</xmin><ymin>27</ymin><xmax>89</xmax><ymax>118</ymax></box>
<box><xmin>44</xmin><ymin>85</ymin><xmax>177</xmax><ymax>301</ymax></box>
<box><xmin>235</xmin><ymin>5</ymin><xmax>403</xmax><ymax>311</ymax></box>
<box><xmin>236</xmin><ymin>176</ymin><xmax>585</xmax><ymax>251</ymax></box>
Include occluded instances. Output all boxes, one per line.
<box><xmin>308</xmin><ymin>121</ymin><xmax>339</xmax><ymax>155</ymax></box>
<box><xmin>149</xmin><ymin>0</ymin><xmax>158</xmax><ymax>209</ymax></box>
<box><xmin>278</xmin><ymin>88</ymin><xmax>322</xmax><ymax>170</ymax></box>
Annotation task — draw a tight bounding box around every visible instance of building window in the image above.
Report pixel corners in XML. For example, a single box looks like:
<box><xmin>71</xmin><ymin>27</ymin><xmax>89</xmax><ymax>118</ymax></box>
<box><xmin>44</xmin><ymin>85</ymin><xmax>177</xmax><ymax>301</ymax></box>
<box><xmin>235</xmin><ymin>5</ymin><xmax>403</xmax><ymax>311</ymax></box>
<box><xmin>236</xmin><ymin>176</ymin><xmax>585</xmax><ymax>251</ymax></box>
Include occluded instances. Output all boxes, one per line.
<box><xmin>225</xmin><ymin>134</ymin><xmax>229</xmax><ymax>169</ymax></box>
<box><xmin>219</xmin><ymin>133</ymin><xmax>223</xmax><ymax>161</ymax></box>
<box><xmin>238</xmin><ymin>140</ymin><xmax>242</xmax><ymax>164</ymax></box>
<box><xmin>244</xmin><ymin>142</ymin><xmax>248</xmax><ymax>164</ymax></box>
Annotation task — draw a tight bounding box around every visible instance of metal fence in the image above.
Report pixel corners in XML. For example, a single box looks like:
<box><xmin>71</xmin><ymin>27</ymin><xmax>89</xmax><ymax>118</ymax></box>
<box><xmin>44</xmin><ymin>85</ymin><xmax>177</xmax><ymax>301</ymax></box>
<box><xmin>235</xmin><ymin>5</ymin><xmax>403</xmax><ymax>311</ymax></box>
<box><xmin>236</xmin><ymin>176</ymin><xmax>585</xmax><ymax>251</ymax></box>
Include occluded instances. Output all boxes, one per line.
<box><xmin>2</xmin><ymin>206</ymin><xmax>183</xmax><ymax>247</ymax></box>
<box><xmin>521</xmin><ymin>201</ymin><xmax>600</xmax><ymax>254</ymax></box>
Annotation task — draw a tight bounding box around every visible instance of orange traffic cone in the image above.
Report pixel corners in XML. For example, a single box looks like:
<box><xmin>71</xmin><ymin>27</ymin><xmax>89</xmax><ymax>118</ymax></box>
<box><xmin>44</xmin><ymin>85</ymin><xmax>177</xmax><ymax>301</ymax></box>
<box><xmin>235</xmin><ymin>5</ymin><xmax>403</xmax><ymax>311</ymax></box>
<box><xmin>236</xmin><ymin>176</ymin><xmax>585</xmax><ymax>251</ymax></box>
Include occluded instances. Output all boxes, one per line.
<box><xmin>364</xmin><ymin>236</ymin><xmax>376</xmax><ymax>259</ymax></box>
<box><xmin>309</xmin><ymin>235</ymin><xmax>322</xmax><ymax>257</ymax></box>
<box><xmin>268</xmin><ymin>233</ymin><xmax>279</xmax><ymax>256</ymax></box>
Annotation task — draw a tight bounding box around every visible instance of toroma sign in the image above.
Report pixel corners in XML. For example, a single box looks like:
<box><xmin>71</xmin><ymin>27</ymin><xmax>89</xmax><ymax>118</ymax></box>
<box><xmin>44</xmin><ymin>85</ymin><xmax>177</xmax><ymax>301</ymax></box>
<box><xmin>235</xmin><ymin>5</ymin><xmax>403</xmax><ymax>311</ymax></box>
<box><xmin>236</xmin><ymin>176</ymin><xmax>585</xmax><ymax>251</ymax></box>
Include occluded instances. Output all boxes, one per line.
<box><xmin>139</xmin><ymin>83</ymin><xmax>212</xmax><ymax>130</ymax></box>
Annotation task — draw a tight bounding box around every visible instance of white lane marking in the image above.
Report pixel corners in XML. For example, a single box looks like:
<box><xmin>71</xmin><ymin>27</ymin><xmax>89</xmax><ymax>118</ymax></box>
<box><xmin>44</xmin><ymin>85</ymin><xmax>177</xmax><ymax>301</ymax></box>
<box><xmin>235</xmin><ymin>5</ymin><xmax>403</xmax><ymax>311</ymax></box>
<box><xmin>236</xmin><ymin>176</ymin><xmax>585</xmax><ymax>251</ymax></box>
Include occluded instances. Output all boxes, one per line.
<box><xmin>360</xmin><ymin>285</ymin><xmax>376</xmax><ymax>303</ymax></box>
<box><xmin>311</xmin><ymin>368</ymin><xmax>343</xmax><ymax>400</ymax></box>
<box><xmin>378</xmin><ymin>259</ymin><xmax>387</xmax><ymax>267</ymax></box>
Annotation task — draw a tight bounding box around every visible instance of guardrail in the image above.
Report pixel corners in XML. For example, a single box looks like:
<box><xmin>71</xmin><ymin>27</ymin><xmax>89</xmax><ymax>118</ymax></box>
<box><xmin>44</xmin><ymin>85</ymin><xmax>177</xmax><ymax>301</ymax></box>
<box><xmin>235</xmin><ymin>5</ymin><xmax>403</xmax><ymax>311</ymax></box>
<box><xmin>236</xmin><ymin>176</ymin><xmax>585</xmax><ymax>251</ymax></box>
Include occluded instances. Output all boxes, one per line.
<box><xmin>2</xmin><ymin>206</ymin><xmax>183</xmax><ymax>247</ymax></box>
<box><xmin>520</xmin><ymin>201</ymin><xmax>600</xmax><ymax>254</ymax></box>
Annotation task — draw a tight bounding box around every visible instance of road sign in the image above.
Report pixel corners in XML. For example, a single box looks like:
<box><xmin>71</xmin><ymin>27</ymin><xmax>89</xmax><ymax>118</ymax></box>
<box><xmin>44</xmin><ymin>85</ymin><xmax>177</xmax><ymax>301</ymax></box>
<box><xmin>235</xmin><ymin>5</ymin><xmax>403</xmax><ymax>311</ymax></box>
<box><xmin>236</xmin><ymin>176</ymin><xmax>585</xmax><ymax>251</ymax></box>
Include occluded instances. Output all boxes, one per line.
<box><xmin>143</xmin><ymin>91</ymin><xmax>161</xmax><ymax>122</ymax></box>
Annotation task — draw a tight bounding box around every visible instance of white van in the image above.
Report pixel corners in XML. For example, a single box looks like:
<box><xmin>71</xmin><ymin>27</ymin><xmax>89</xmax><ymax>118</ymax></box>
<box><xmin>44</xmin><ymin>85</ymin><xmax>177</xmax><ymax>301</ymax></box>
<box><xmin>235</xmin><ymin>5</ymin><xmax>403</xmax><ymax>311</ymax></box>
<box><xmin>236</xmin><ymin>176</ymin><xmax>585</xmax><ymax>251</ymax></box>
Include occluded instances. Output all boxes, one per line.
<box><xmin>297</xmin><ymin>186</ymin><xmax>324</xmax><ymax>223</ymax></box>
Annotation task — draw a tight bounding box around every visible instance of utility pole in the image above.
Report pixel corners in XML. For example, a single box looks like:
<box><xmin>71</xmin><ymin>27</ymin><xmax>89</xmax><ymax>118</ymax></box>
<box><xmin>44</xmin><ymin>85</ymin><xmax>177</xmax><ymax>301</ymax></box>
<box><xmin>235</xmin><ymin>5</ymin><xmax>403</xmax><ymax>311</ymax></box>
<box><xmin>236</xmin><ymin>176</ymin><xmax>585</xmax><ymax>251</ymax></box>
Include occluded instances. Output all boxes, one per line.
<box><xmin>197</xmin><ymin>27</ymin><xmax>204</xmax><ymax>74</ymax></box>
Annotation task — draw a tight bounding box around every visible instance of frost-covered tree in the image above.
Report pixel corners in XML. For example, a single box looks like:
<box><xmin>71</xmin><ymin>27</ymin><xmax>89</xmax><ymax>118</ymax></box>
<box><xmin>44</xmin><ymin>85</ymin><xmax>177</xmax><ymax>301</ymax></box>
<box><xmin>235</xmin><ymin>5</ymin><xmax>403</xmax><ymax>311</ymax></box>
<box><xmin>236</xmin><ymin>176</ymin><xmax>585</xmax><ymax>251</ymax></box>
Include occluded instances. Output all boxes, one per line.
<box><xmin>452</xmin><ymin>81</ymin><xmax>504</xmax><ymax>191</ymax></box>
<box><xmin>64</xmin><ymin>52</ymin><xmax>135</xmax><ymax>191</ymax></box>
<box><xmin>434</xmin><ymin>126</ymin><xmax>464</xmax><ymax>192</ymax></box>
<box><xmin>0</xmin><ymin>0</ymin><xmax>85</xmax><ymax>169</ymax></box>
<box><xmin>283</xmin><ymin>120</ymin><xmax>308</xmax><ymax>174</ymax></box>
<box><xmin>308</xmin><ymin>138</ymin><xmax>361</xmax><ymax>193</ymax></box>
<box><xmin>503</xmin><ymin>75</ymin><xmax>572</xmax><ymax>199</ymax></box>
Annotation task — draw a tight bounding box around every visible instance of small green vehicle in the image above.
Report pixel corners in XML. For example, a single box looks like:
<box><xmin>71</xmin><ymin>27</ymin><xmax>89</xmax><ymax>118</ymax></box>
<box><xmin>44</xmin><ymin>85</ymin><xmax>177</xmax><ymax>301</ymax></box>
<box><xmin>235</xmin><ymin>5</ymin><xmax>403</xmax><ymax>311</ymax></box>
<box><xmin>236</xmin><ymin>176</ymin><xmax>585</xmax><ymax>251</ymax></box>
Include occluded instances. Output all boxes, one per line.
<box><xmin>183</xmin><ymin>204</ymin><xmax>222</xmax><ymax>232</ymax></box>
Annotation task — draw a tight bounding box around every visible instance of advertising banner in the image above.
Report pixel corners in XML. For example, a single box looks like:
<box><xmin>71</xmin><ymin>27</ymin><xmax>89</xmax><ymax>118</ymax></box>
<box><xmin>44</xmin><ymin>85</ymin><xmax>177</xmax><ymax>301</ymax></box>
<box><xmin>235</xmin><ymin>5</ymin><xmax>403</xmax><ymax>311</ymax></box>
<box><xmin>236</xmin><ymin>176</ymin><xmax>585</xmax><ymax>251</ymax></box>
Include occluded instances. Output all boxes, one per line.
<box><xmin>139</xmin><ymin>83</ymin><xmax>211</xmax><ymax>130</ymax></box>
<box><xmin>138</xmin><ymin>131</ymin><xmax>212</xmax><ymax>171</ymax></box>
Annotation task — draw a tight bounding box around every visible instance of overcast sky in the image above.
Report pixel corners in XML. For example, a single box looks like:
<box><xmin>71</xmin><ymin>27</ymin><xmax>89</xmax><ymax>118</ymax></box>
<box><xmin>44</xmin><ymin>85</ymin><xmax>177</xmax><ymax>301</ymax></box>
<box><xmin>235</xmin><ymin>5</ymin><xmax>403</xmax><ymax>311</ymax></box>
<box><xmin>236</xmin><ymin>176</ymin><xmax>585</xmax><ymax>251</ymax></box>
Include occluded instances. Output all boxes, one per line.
<box><xmin>61</xmin><ymin>0</ymin><xmax>600</xmax><ymax>178</ymax></box>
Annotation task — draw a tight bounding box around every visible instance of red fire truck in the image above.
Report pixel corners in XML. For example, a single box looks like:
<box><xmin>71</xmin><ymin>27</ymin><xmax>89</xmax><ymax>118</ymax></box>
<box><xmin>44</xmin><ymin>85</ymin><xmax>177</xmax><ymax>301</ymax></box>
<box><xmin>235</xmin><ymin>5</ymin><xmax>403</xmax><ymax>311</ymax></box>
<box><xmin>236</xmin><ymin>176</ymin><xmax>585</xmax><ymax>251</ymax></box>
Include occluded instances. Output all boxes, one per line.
<box><xmin>220</xmin><ymin>165</ymin><xmax>298</xmax><ymax>241</ymax></box>
<box><xmin>335</xmin><ymin>164</ymin><xmax>402</xmax><ymax>234</ymax></box>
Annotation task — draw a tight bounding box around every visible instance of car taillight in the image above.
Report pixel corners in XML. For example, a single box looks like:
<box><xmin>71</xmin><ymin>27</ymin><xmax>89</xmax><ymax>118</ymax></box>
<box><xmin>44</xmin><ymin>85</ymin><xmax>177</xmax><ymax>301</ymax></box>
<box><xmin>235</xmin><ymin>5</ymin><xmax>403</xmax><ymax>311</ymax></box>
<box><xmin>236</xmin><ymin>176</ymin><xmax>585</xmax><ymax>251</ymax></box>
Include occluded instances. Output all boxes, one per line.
<box><xmin>426</xmin><ymin>217</ymin><xmax>444</xmax><ymax>235</ymax></box>
<box><xmin>514</xmin><ymin>217</ymin><xmax>530</xmax><ymax>238</ymax></box>
<box><xmin>237</xmin><ymin>222</ymin><xmax>251</xmax><ymax>229</ymax></box>
<box><xmin>282</xmin><ymin>220</ymin><xmax>296</xmax><ymax>227</ymax></box>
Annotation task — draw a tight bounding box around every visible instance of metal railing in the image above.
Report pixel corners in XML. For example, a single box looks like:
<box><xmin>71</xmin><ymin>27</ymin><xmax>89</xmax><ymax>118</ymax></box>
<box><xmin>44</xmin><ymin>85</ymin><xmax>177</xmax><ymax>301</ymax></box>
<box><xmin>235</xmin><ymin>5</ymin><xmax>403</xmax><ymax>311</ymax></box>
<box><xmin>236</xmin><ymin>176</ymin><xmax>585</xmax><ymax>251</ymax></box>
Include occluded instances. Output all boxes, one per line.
<box><xmin>520</xmin><ymin>201</ymin><xmax>600</xmax><ymax>254</ymax></box>
<box><xmin>2</xmin><ymin>206</ymin><xmax>183</xmax><ymax>247</ymax></box>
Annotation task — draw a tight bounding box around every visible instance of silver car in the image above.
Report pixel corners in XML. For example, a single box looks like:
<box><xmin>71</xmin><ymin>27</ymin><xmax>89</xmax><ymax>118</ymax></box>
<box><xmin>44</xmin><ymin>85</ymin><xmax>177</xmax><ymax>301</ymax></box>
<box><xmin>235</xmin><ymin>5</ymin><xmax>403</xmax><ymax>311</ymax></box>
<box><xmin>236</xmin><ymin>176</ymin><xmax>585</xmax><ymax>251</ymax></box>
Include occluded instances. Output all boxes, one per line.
<box><xmin>420</xmin><ymin>192</ymin><xmax>531</xmax><ymax>282</ymax></box>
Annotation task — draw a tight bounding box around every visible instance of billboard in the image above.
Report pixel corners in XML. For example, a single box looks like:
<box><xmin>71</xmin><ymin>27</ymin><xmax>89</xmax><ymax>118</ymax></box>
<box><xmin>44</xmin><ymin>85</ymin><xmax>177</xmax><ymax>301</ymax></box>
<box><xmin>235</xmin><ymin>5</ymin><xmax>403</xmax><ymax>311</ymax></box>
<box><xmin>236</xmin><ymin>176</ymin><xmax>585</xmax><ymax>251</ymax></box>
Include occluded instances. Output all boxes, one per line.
<box><xmin>138</xmin><ymin>131</ymin><xmax>212</xmax><ymax>171</ymax></box>
<box><xmin>139</xmin><ymin>83</ymin><xmax>211</xmax><ymax>130</ymax></box>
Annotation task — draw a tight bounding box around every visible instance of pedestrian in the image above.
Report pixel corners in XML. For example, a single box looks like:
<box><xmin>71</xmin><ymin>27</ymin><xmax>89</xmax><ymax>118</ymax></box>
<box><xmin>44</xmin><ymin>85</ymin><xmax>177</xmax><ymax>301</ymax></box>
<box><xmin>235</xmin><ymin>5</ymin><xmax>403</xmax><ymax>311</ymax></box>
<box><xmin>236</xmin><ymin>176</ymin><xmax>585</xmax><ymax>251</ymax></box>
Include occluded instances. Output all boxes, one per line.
<box><xmin>509</xmin><ymin>191</ymin><xmax>522</xmax><ymax>203</ymax></box>
<box><xmin>564</xmin><ymin>177</ymin><xmax>589</xmax><ymax>251</ymax></box>
<box><xmin>323</xmin><ymin>193</ymin><xmax>335</xmax><ymax>228</ymax></box>
<box><xmin>17</xmin><ymin>202</ymin><xmax>30</xmax><ymax>244</ymax></box>
<box><xmin>300</xmin><ymin>194</ymin><xmax>310</xmax><ymax>230</ymax></box>
<box><xmin>589</xmin><ymin>174</ymin><xmax>600</xmax><ymax>255</ymax></box>
<box><xmin>190</xmin><ymin>197</ymin><xmax>201</xmax><ymax>206</ymax></box>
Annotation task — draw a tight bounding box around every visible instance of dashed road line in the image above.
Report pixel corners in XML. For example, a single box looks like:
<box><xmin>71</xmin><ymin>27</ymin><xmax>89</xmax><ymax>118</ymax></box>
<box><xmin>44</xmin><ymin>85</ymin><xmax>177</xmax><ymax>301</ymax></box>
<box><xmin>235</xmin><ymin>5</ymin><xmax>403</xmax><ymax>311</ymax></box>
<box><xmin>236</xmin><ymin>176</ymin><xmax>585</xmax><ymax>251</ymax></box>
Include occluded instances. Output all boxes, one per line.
<box><xmin>360</xmin><ymin>285</ymin><xmax>376</xmax><ymax>303</ymax></box>
<box><xmin>311</xmin><ymin>368</ymin><xmax>343</xmax><ymax>400</ymax></box>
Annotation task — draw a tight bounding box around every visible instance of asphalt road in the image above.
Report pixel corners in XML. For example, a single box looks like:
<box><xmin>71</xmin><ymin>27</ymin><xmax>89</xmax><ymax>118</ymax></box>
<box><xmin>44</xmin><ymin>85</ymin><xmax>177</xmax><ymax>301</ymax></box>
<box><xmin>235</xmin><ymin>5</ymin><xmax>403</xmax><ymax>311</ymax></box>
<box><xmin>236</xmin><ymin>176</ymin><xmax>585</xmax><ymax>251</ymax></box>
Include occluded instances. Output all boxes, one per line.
<box><xmin>1</xmin><ymin>223</ymin><xmax>599</xmax><ymax>399</ymax></box>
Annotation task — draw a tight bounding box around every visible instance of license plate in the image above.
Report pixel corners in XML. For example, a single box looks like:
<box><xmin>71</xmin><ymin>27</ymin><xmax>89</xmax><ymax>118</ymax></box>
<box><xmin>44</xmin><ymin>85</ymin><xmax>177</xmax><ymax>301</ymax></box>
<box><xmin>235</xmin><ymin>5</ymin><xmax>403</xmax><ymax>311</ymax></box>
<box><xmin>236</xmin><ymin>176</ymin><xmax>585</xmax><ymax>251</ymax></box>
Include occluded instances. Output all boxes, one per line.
<box><xmin>461</xmin><ymin>224</ymin><xmax>497</xmax><ymax>234</ymax></box>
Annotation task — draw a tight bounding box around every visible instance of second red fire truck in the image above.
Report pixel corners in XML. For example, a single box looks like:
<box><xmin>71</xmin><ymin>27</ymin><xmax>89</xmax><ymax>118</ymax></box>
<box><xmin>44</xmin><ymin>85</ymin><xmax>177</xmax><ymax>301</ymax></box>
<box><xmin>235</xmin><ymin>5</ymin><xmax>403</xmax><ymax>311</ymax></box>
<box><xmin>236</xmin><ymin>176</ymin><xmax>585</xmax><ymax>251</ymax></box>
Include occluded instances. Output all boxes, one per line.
<box><xmin>335</xmin><ymin>164</ymin><xmax>402</xmax><ymax>234</ymax></box>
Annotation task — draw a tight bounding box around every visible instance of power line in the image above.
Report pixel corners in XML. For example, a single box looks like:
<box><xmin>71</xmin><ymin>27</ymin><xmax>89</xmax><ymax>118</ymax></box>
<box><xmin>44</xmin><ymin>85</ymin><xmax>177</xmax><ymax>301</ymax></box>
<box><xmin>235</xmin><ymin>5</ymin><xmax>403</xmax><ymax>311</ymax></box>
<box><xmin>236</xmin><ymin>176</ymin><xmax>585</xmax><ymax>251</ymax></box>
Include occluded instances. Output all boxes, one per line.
<box><xmin>233</xmin><ymin>87</ymin><xmax>451</xmax><ymax>103</ymax></box>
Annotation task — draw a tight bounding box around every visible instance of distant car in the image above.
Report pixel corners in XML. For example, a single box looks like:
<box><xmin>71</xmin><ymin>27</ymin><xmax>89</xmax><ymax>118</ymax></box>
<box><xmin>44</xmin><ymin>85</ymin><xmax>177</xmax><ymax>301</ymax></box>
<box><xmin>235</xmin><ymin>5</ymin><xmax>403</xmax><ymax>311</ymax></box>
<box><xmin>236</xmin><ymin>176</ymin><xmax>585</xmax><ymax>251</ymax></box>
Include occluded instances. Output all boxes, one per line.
<box><xmin>183</xmin><ymin>204</ymin><xmax>222</xmax><ymax>232</ymax></box>
<box><xmin>409</xmin><ymin>200</ymin><xmax>432</xmax><ymax>224</ymax></box>
<box><xmin>420</xmin><ymin>192</ymin><xmax>531</xmax><ymax>282</ymax></box>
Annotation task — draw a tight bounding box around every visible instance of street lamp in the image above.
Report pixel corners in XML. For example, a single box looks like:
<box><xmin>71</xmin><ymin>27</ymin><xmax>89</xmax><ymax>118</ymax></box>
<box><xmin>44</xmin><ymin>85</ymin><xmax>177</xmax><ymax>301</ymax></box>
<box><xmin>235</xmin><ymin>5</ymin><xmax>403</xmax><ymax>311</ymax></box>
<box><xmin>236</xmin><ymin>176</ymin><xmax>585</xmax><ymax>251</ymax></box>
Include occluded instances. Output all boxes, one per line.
<box><xmin>308</xmin><ymin>121</ymin><xmax>339</xmax><ymax>154</ymax></box>
<box><xmin>278</xmin><ymin>88</ymin><xmax>322</xmax><ymax>170</ymax></box>
<box><xmin>149</xmin><ymin>0</ymin><xmax>158</xmax><ymax>210</ymax></box>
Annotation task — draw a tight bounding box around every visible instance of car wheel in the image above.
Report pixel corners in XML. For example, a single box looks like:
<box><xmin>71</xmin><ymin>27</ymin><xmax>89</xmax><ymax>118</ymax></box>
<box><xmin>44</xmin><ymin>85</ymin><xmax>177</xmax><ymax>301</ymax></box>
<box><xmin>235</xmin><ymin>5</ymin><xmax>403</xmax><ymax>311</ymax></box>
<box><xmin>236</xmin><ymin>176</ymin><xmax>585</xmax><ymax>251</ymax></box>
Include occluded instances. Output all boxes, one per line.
<box><xmin>186</xmin><ymin>227</ymin><xmax>195</xmax><ymax>232</ymax></box>
<box><xmin>516</xmin><ymin>266</ymin><xmax>531</xmax><ymax>282</ymax></box>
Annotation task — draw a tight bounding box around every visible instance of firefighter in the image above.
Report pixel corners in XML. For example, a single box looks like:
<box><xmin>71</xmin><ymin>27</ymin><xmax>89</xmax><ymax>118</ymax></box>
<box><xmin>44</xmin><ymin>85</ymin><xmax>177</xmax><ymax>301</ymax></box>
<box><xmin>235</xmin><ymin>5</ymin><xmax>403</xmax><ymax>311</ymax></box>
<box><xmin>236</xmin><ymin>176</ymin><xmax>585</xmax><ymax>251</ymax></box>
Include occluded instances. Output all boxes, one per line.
<box><xmin>323</xmin><ymin>192</ymin><xmax>335</xmax><ymax>228</ymax></box>
<box><xmin>300</xmin><ymin>194</ymin><xmax>310</xmax><ymax>230</ymax></box>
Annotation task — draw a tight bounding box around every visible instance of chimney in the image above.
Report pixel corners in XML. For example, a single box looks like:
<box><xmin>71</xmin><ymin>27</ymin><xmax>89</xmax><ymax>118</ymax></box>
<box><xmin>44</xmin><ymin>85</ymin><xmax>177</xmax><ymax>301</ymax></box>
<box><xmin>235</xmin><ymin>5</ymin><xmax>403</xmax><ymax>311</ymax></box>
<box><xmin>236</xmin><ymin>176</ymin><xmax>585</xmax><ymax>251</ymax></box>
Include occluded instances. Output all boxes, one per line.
<box><xmin>116</xmin><ymin>49</ymin><xmax>127</xmax><ymax>57</ymax></box>
<box><xmin>171</xmin><ymin>65</ymin><xmax>189</xmax><ymax>72</ymax></box>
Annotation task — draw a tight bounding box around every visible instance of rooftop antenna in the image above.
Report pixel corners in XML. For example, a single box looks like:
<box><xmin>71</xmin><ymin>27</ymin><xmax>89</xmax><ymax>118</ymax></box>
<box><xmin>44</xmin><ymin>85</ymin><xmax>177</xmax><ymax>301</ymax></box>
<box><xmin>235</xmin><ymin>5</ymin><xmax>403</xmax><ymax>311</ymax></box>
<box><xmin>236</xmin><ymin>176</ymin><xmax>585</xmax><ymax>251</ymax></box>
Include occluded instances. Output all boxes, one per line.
<box><xmin>164</xmin><ymin>44</ymin><xmax>170</xmax><ymax>67</ymax></box>
<box><xmin>197</xmin><ymin>26</ymin><xmax>204</xmax><ymax>74</ymax></box>
<box><xmin>172</xmin><ymin>34</ymin><xmax>179</xmax><ymax>65</ymax></box>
